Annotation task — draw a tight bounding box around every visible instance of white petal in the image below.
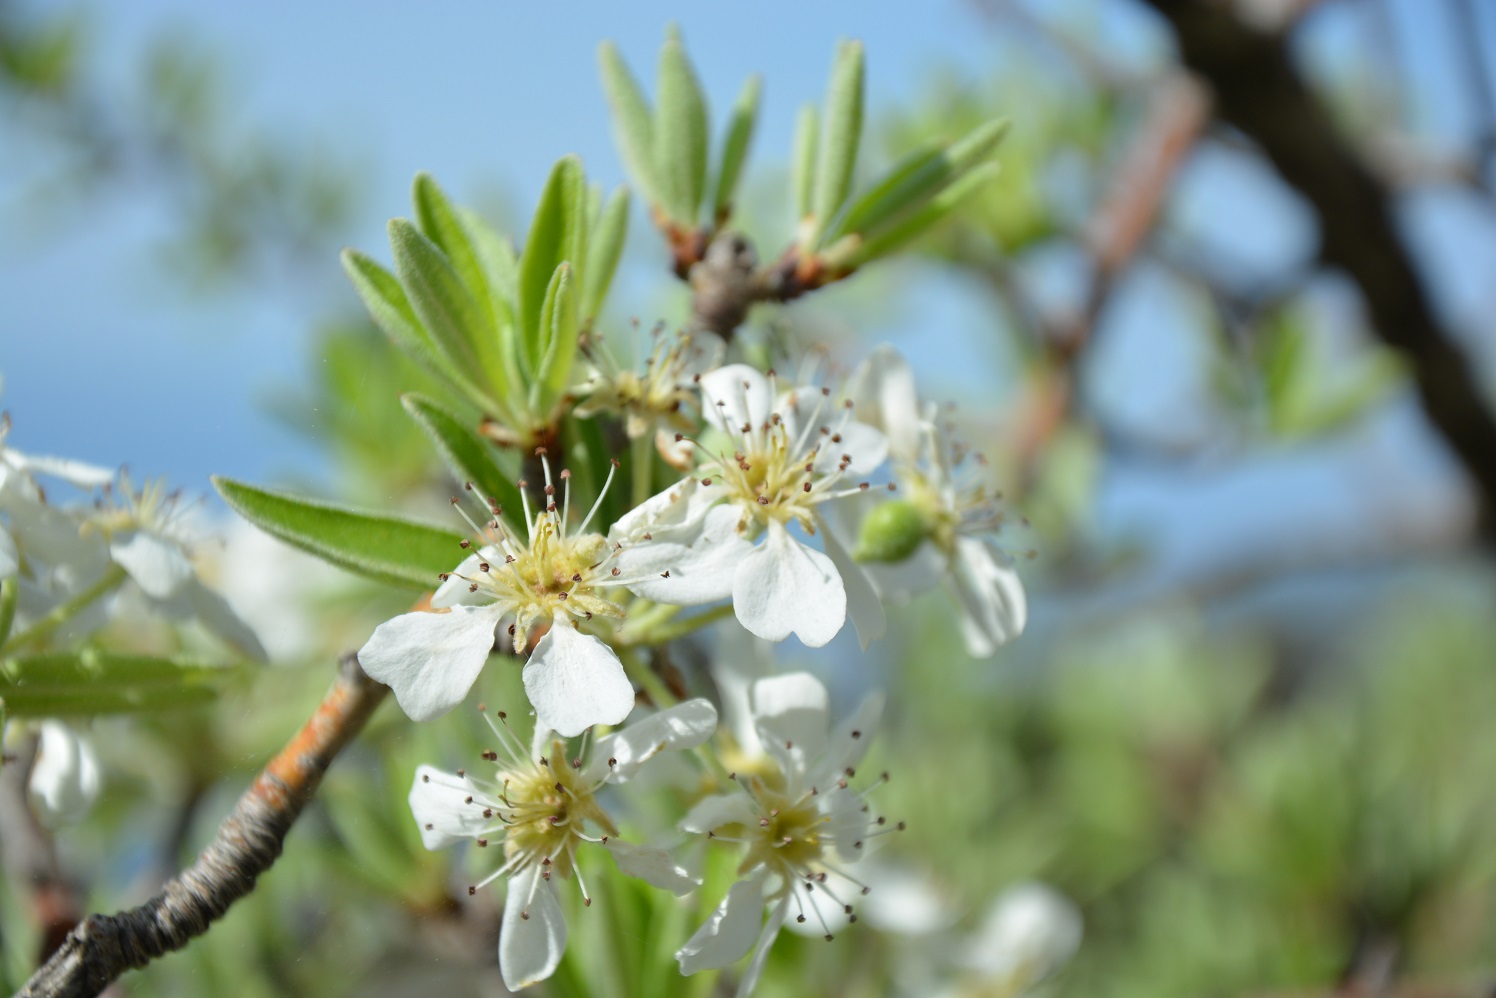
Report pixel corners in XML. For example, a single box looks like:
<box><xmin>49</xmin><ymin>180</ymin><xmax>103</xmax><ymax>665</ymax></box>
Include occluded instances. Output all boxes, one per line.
<box><xmin>522</xmin><ymin>618</ymin><xmax>635</xmax><ymax>737</ymax></box>
<box><xmin>407</xmin><ymin>764</ymin><xmax>491</xmax><ymax>850</ymax></box>
<box><xmin>587</xmin><ymin>699</ymin><xmax>718</xmax><ymax>783</ymax></box>
<box><xmin>731</xmin><ymin>521</ymin><xmax>846</xmax><ymax>648</ymax></box>
<box><xmin>861</xmin><ymin>541</ymin><xmax>946</xmax><ymax>602</ymax></box>
<box><xmin>814</xmin><ymin>689</ymin><xmax>885</xmax><ymax>788</ymax></box>
<box><xmin>818</xmin><ymin>514</ymin><xmax>885</xmax><ymax>650</ymax></box>
<box><xmin>431</xmin><ymin>547</ymin><xmax>502</xmax><ymax>608</ymax></box>
<box><xmin>680</xmin><ymin>792</ymin><xmax>761</xmax><ymax>834</ymax></box>
<box><xmin>605</xmin><ymin>840</ymin><xmax>699</xmax><ymax>895</ymax></box>
<box><xmin>680</xmin><ymin>330</ymin><xmax>727</xmax><ymax>380</ymax></box>
<box><xmin>847</xmin><ymin>345</ymin><xmax>922</xmax><ymax>461</ymax></box>
<box><xmin>500</xmin><ymin>866</ymin><xmax>567</xmax><ymax>991</ymax></box>
<box><xmin>949</xmin><ymin>537</ymin><xmax>1027</xmax><ymax>657</ymax></box>
<box><xmin>964</xmin><ymin>882</ymin><xmax>1083</xmax><ymax>983</ymax></box>
<box><xmin>9</xmin><ymin>452</ymin><xmax>114</xmax><ymax>489</ymax></box>
<box><xmin>28</xmin><ymin>722</ymin><xmax>101</xmax><ymax>825</ymax></box>
<box><xmin>735</xmin><ymin>894</ymin><xmax>791</xmax><ymax>998</ymax></box>
<box><xmin>821</xmin><ymin>785</ymin><xmax>875</xmax><ymax>856</ymax></box>
<box><xmin>678</xmin><ymin>873</ymin><xmax>767</xmax><ymax>974</ymax></box>
<box><xmin>0</xmin><ymin>527</ymin><xmax>16</xmax><ymax>579</ymax></box>
<box><xmin>814</xmin><ymin>417</ymin><xmax>888</xmax><ymax>478</ymax></box>
<box><xmin>699</xmin><ymin>364</ymin><xmax>773</xmax><ymax>435</ymax></box>
<box><xmin>110</xmin><ymin>531</ymin><xmax>194</xmax><ymax>600</ymax></box>
<box><xmin>358</xmin><ymin>605</ymin><xmax>501</xmax><ymax>722</ymax></box>
<box><xmin>187</xmin><ymin>581</ymin><xmax>269</xmax><ymax>662</ymax></box>
<box><xmin>750</xmin><ymin>672</ymin><xmax>830</xmax><ymax>785</ymax></box>
<box><xmin>617</xmin><ymin>504</ymin><xmax>750</xmax><ymax>606</ymax></box>
<box><xmin>610</xmin><ymin>478</ymin><xmax>715</xmax><ymax>541</ymax></box>
<box><xmin>711</xmin><ymin>626</ymin><xmax>777</xmax><ymax>757</ymax></box>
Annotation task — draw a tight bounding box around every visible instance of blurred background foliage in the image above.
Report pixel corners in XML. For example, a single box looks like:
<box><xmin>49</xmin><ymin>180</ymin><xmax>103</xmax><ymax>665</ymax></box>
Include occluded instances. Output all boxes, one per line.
<box><xmin>4</xmin><ymin>0</ymin><xmax>1496</xmax><ymax>995</ymax></box>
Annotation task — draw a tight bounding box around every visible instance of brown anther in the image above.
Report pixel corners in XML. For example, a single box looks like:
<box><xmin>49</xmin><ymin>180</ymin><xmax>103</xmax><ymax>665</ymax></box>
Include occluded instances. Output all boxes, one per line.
<box><xmin>757</xmin><ymin>496</ymin><xmax>770</xmax><ymax>505</ymax></box>
<box><xmin>465</xmin><ymin>795</ymin><xmax>473</xmax><ymax>804</ymax></box>
<box><xmin>558</xmin><ymin>591</ymin><xmax>568</xmax><ymax>600</ymax></box>
<box><xmin>460</xmin><ymin>539</ymin><xmax>471</xmax><ymax>549</ymax></box>
<box><xmin>803</xmin><ymin>482</ymin><xmax>812</xmax><ymax>492</ymax></box>
<box><xmin>508</xmin><ymin>624</ymin><xmax>517</xmax><ymax>636</ymax></box>
<box><xmin>701</xmin><ymin>478</ymin><xmax>712</xmax><ymax>486</ymax></box>
<box><xmin>469</xmin><ymin>583</ymin><xmax>479</xmax><ymax>593</ymax></box>
<box><xmin>851</xmin><ymin>730</ymin><xmax>861</xmax><ymax>739</ymax></box>
<box><xmin>560</xmin><ymin>469</ymin><xmax>571</xmax><ymax>480</ymax></box>
<box><xmin>572</xmin><ymin>573</ymin><xmax>583</xmax><ymax>582</ymax></box>
<box><xmin>468</xmin><ymin>886</ymin><xmax>477</xmax><ymax>896</ymax></box>
<box><xmin>477</xmin><ymin>838</ymin><xmax>488</xmax><ymax>847</ymax></box>
<box><xmin>422</xmin><ymin>774</ymin><xmax>430</xmax><ymax>783</ymax></box>
<box><xmin>610</xmin><ymin>456</ymin><xmax>621</xmax><ymax>468</ymax></box>
<box><xmin>611</xmin><ymin>567</ymin><xmax>621</xmax><ymax>576</ymax></box>
<box><xmin>479</xmin><ymin>562</ymin><xmax>490</xmax><ymax>572</ymax></box>
<box><xmin>660</xmin><ymin>570</ymin><xmax>670</xmax><ymax>578</ymax></box>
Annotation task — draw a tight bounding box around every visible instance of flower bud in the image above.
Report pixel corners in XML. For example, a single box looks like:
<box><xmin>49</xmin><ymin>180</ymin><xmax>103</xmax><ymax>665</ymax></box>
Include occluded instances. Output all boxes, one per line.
<box><xmin>853</xmin><ymin>500</ymin><xmax>928</xmax><ymax>563</ymax></box>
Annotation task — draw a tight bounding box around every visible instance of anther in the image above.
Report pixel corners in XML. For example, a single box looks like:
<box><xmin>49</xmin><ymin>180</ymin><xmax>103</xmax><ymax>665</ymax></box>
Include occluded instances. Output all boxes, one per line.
<box><xmin>479</xmin><ymin>562</ymin><xmax>490</xmax><ymax>572</ymax></box>
<box><xmin>422</xmin><ymin>774</ymin><xmax>430</xmax><ymax>783</ymax></box>
<box><xmin>468</xmin><ymin>886</ymin><xmax>477</xmax><ymax>896</ymax></box>
<box><xmin>460</xmin><ymin>539</ymin><xmax>471</xmax><ymax>548</ymax></box>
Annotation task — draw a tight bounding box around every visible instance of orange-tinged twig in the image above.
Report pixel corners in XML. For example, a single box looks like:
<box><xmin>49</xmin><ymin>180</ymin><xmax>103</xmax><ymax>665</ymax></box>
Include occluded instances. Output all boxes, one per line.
<box><xmin>18</xmin><ymin>653</ymin><xmax>388</xmax><ymax>998</ymax></box>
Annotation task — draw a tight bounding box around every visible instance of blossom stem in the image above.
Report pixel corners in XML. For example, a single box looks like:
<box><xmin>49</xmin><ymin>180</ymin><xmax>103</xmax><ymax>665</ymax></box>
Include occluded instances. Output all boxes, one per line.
<box><xmin>0</xmin><ymin>575</ymin><xmax>18</xmax><ymax>648</ymax></box>
<box><xmin>17</xmin><ymin>651</ymin><xmax>388</xmax><ymax>998</ymax></box>
<box><xmin>631</xmin><ymin>432</ymin><xmax>654</xmax><ymax>510</ymax></box>
<box><xmin>1</xmin><ymin>564</ymin><xmax>128</xmax><ymax>656</ymax></box>
<box><xmin>642</xmin><ymin>604</ymin><xmax>735</xmax><ymax>646</ymax></box>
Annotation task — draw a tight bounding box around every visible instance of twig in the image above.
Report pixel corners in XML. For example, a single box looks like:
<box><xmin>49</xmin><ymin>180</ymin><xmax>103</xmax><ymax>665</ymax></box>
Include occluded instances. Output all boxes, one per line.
<box><xmin>17</xmin><ymin>652</ymin><xmax>388</xmax><ymax>998</ymax></box>
<box><xmin>1140</xmin><ymin>0</ymin><xmax>1496</xmax><ymax>545</ymax></box>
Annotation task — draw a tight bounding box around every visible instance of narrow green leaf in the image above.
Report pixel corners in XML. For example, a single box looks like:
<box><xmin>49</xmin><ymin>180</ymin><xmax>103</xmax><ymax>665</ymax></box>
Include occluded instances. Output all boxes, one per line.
<box><xmin>412</xmin><ymin>174</ymin><xmax>512</xmax><ymax>403</ymax></box>
<box><xmin>388</xmin><ymin>219</ymin><xmax>492</xmax><ymax>384</ymax></box>
<box><xmin>401</xmin><ymin>393</ymin><xmax>524</xmax><ymax>528</ymax></box>
<box><xmin>213</xmin><ymin>476</ymin><xmax>463</xmax><ymax>591</ymax></box>
<box><xmin>533</xmin><ymin>263</ymin><xmax>577</xmax><ymax>410</ymax></box>
<box><xmin>518</xmin><ymin>157</ymin><xmax>586</xmax><ymax>375</ymax></box>
<box><xmin>652</xmin><ymin>26</ymin><xmax>709</xmax><ymax>225</ymax></box>
<box><xmin>791</xmin><ymin>104</ymin><xmax>820</xmax><ymax>224</ymax></box>
<box><xmin>598</xmin><ymin>41</ymin><xmax>657</xmax><ymax>204</ymax></box>
<box><xmin>459</xmin><ymin>209</ymin><xmax>526</xmax><ymax>405</ymax></box>
<box><xmin>0</xmin><ymin>651</ymin><xmax>242</xmax><ymax>717</ymax></box>
<box><xmin>582</xmin><ymin>186</ymin><xmax>630</xmax><ymax>325</ymax></box>
<box><xmin>810</xmin><ymin>40</ymin><xmax>864</xmax><ymax>245</ymax></box>
<box><xmin>830</xmin><ymin>118</ymin><xmax>1010</xmax><ymax>242</ymax></box>
<box><xmin>841</xmin><ymin>161</ymin><xmax>1002</xmax><ymax>269</ymax></box>
<box><xmin>712</xmin><ymin>74</ymin><xmax>762</xmax><ymax>224</ymax></box>
<box><xmin>342</xmin><ymin>249</ymin><xmax>456</xmax><ymax>384</ymax></box>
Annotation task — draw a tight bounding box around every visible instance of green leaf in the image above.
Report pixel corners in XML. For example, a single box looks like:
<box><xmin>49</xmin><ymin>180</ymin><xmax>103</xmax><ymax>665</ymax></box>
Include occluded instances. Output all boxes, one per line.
<box><xmin>712</xmin><ymin>74</ymin><xmax>762</xmax><ymax>224</ymax></box>
<box><xmin>652</xmin><ymin>26</ymin><xmax>710</xmax><ymax>227</ymax></box>
<box><xmin>459</xmin><ymin>209</ymin><xmax>526</xmax><ymax>404</ymax></box>
<box><xmin>830</xmin><ymin>117</ymin><xmax>1010</xmax><ymax>242</ymax></box>
<box><xmin>401</xmin><ymin>393</ymin><xmax>524</xmax><ymax>529</ymax></box>
<box><xmin>582</xmin><ymin>186</ymin><xmax>630</xmax><ymax>326</ymax></box>
<box><xmin>342</xmin><ymin>249</ymin><xmax>462</xmax><ymax>389</ymax></box>
<box><xmin>412</xmin><ymin>174</ymin><xmax>511</xmax><ymax>402</ymax></box>
<box><xmin>533</xmin><ymin>263</ymin><xmax>578</xmax><ymax>410</ymax></box>
<box><xmin>837</xmin><ymin>160</ymin><xmax>1002</xmax><ymax>269</ymax></box>
<box><xmin>598</xmin><ymin>41</ymin><xmax>657</xmax><ymax>204</ymax></box>
<box><xmin>518</xmin><ymin>157</ymin><xmax>586</xmax><ymax>375</ymax></box>
<box><xmin>213</xmin><ymin>476</ymin><xmax>463</xmax><ymax>591</ymax></box>
<box><xmin>0</xmin><ymin>651</ymin><xmax>244</xmax><ymax>717</ymax></box>
<box><xmin>388</xmin><ymin>218</ymin><xmax>493</xmax><ymax>388</ymax></box>
<box><xmin>791</xmin><ymin>104</ymin><xmax>819</xmax><ymax>224</ymax></box>
<box><xmin>810</xmin><ymin>40</ymin><xmax>865</xmax><ymax>246</ymax></box>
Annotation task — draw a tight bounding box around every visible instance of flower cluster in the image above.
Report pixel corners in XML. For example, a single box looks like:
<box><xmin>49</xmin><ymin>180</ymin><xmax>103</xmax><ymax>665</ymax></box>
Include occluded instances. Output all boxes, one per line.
<box><xmin>382</xmin><ymin>343</ymin><xmax>1037</xmax><ymax>993</ymax></box>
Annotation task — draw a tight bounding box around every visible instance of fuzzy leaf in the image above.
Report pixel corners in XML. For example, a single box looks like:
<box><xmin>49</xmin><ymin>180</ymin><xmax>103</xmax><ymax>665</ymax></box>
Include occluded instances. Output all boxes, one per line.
<box><xmin>342</xmin><ymin>249</ymin><xmax>460</xmax><ymax>387</ymax></box>
<box><xmin>653</xmin><ymin>26</ymin><xmax>710</xmax><ymax>226</ymax></box>
<box><xmin>533</xmin><ymin>263</ymin><xmax>578</xmax><ymax>410</ymax></box>
<box><xmin>388</xmin><ymin>219</ymin><xmax>491</xmax><ymax>383</ymax></box>
<box><xmin>582</xmin><ymin>186</ymin><xmax>630</xmax><ymax>326</ymax></box>
<box><xmin>518</xmin><ymin>157</ymin><xmax>586</xmax><ymax>375</ymax></box>
<box><xmin>810</xmin><ymin>40</ymin><xmax>865</xmax><ymax>246</ymax></box>
<box><xmin>712</xmin><ymin>74</ymin><xmax>762</xmax><ymax>224</ymax></box>
<box><xmin>213</xmin><ymin>476</ymin><xmax>463</xmax><ymax>591</ymax></box>
<box><xmin>400</xmin><ymin>393</ymin><xmax>525</xmax><ymax>529</ymax></box>
<box><xmin>598</xmin><ymin>42</ymin><xmax>657</xmax><ymax>204</ymax></box>
<box><xmin>459</xmin><ymin>208</ymin><xmax>526</xmax><ymax>403</ymax></box>
<box><xmin>791</xmin><ymin>104</ymin><xmax>819</xmax><ymax>224</ymax></box>
<box><xmin>839</xmin><ymin>161</ymin><xmax>1002</xmax><ymax>269</ymax></box>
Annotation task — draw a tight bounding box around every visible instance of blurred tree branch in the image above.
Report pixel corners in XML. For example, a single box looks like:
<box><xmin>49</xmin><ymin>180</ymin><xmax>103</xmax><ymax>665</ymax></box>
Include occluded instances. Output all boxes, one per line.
<box><xmin>0</xmin><ymin>736</ymin><xmax>83</xmax><ymax>970</ymax></box>
<box><xmin>18</xmin><ymin>654</ymin><xmax>387</xmax><ymax>998</ymax></box>
<box><xmin>1140</xmin><ymin>0</ymin><xmax>1496</xmax><ymax>545</ymax></box>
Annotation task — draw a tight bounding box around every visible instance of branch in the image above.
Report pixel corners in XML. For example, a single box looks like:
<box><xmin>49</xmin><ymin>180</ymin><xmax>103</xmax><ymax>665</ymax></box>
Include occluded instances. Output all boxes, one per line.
<box><xmin>1139</xmin><ymin>0</ymin><xmax>1496</xmax><ymax>544</ymax></box>
<box><xmin>17</xmin><ymin>653</ymin><xmax>388</xmax><ymax>998</ymax></box>
<box><xmin>0</xmin><ymin>736</ymin><xmax>83</xmax><ymax>967</ymax></box>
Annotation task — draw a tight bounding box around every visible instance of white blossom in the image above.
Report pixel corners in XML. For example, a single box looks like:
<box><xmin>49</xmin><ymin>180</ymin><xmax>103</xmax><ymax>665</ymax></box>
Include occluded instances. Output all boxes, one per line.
<box><xmin>28</xmin><ymin>721</ymin><xmax>102</xmax><ymax>825</ymax></box>
<box><xmin>360</xmin><ymin>455</ymin><xmax>705</xmax><ymax>735</ymax></box>
<box><xmin>677</xmin><ymin>672</ymin><xmax>896</xmax><ymax>997</ymax></box>
<box><xmin>844</xmin><ymin>346</ymin><xmax>1028</xmax><ymax>657</ymax></box>
<box><xmin>408</xmin><ymin>700</ymin><xmax>717</xmax><ymax>991</ymax></box>
<box><xmin>961</xmin><ymin>882</ymin><xmax>1082</xmax><ymax>992</ymax></box>
<box><xmin>620</xmin><ymin>365</ymin><xmax>889</xmax><ymax>649</ymax></box>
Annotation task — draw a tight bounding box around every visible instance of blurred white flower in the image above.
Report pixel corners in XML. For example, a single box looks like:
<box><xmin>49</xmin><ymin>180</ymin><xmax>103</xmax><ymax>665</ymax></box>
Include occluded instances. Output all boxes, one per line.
<box><xmin>28</xmin><ymin>721</ymin><xmax>102</xmax><ymax>825</ymax></box>
<box><xmin>361</xmin><ymin>454</ymin><xmax>709</xmax><ymax>735</ymax></box>
<box><xmin>961</xmin><ymin>882</ymin><xmax>1082</xmax><ymax>993</ymax></box>
<box><xmin>408</xmin><ymin>700</ymin><xmax>716</xmax><ymax>991</ymax></box>
<box><xmin>677</xmin><ymin>672</ymin><xmax>895</xmax><ymax>997</ymax></box>
<box><xmin>621</xmin><ymin>364</ymin><xmax>889</xmax><ymax>649</ymax></box>
<box><xmin>845</xmin><ymin>346</ymin><xmax>1028</xmax><ymax>657</ymax></box>
<box><xmin>212</xmin><ymin>518</ymin><xmax>343</xmax><ymax>662</ymax></box>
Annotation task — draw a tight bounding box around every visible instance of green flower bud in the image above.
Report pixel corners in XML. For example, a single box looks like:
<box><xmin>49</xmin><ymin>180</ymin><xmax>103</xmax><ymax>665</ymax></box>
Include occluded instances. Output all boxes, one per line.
<box><xmin>853</xmin><ymin>499</ymin><xmax>929</xmax><ymax>563</ymax></box>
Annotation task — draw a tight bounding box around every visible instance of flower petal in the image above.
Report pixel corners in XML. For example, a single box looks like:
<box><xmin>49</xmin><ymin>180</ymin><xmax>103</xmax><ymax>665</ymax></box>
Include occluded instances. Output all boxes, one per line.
<box><xmin>617</xmin><ymin>503</ymin><xmax>749</xmax><ymax>605</ymax></box>
<box><xmin>587</xmin><ymin>698</ymin><xmax>718</xmax><ymax>783</ymax></box>
<box><xmin>678</xmin><ymin>873</ymin><xmax>767</xmax><ymax>975</ymax></box>
<box><xmin>431</xmin><ymin>547</ymin><xmax>503</xmax><ymax>608</ymax></box>
<box><xmin>818</xmin><ymin>514</ymin><xmax>885</xmax><ymax>650</ymax></box>
<box><xmin>605</xmin><ymin>840</ymin><xmax>699</xmax><ymax>895</ymax></box>
<box><xmin>187</xmin><ymin>581</ymin><xmax>269</xmax><ymax>662</ymax></box>
<box><xmin>821</xmin><ymin>784</ymin><xmax>876</xmax><ymax>856</ymax></box>
<box><xmin>847</xmin><ymin>345</ymin><xmax>922</xmax><ymax>462</ymax></box>
<box><xmin>359</xmin><ymin>605</ymin><xmax>501</xmax><ymax>721</ymax></box>
<box><xmin>964</xmin><ymin>882</ymin><xmax>1083</xmax><ymax>984</ymax></box>
<box><xmin>500</xmin><ymin>865</ymin><xmax>568</xmax><ymax>991</ymax></box>
<box><xmin>29</xmin><ymin>722</ymin><xmax>101</xmax><ymax>825</ymax></box>
<box><xmin>522</xmin><ymin>618</ymin><xmax>635</xmax><ymax>737</ymax></box>
<box><xmin>680</xmin><ymin>792</ymin><xmax>761</xmax><ymax>834</ymax></box>
<box><xmin>814</xmin><ymin>689</ymin><xmax>886</xmax><ymax>788</ymax></box>
<box><xmin>711</xmin><ymin>626</ymin><xmax>777</xmax><ymax>758</ymax></box>
<box><xmin>731</xmin><ymin>520</ymin><xmax>846</xmax><ymax>648</ymax></box>
<box><xmin>751</xmin><ymin>672</ymin><xmax>830</xmax><ymax>786</ymax></box>
<box><xmin>0</xmin><ymin>527</ymin><xmax>17</xmax><ymax>579</ymax></box>
<box><xmin>699</xmin><ymin>364</ymin><xmax>773</xmax><ymax>436</ymax></box>
<box><xmin>110</xmin><ymin>530</ymin><xmax>194</xmax><ymax>600</ymax></box>
<box><xmin>9</xmin><ymin>452</ymin><xmax>114</xmax><ymax>490</ymax></box>
<box><xmin>407</xmin><ymin>764</ymin><xmax>491</xmax><ymax>850</ymax></box>
<box><xmin>950</xmin><ymin>537</ymin><xmax>1027</xmax><ymax>657</ymax></box>
<box><xmin>735</xmin><ymin>893</ymin><xmax>791</xmax><ymax>998</ymax></box>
